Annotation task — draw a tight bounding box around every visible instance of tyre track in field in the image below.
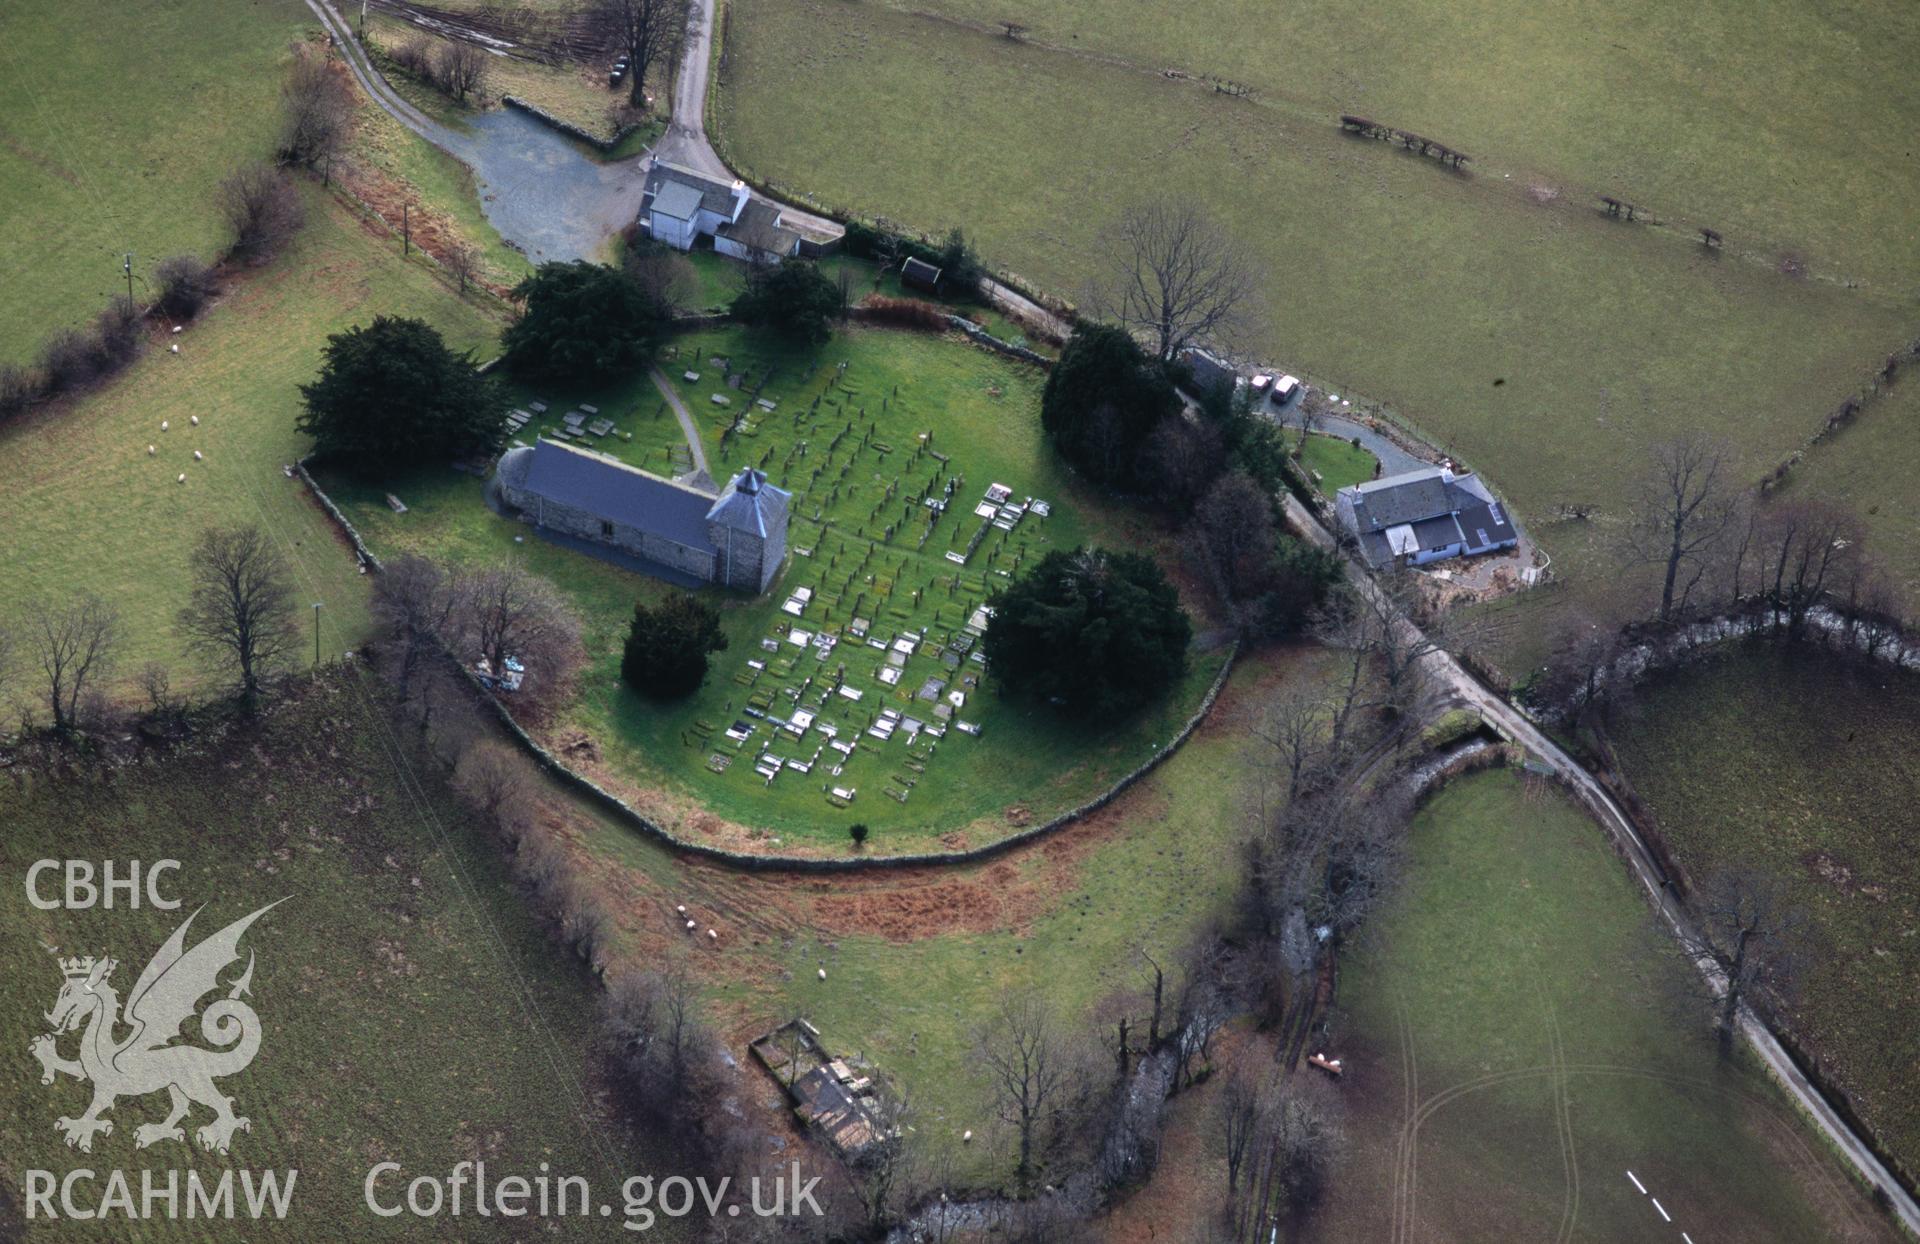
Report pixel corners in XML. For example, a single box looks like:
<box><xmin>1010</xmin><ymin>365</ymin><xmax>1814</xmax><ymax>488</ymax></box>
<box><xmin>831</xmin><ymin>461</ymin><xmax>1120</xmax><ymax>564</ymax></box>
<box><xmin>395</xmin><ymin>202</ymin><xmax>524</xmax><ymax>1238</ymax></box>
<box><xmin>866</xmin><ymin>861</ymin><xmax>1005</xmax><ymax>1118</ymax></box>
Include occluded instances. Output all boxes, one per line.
<box><xmin>1388</xmin><ymin>1059</ymin><xmax>1880</xmax><ymax>1242</ymax></box>
<box><xmin>1542</xmin><ymin>990</ymin><xmax>1581</xmax><ymax>1243</ymax></box>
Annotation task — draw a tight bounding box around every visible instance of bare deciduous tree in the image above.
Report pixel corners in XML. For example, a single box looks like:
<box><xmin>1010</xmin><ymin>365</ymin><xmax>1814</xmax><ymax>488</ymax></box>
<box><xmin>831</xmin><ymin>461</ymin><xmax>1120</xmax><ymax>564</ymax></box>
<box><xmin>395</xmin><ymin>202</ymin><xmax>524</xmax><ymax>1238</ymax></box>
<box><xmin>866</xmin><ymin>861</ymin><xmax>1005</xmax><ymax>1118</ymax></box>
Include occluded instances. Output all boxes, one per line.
<box><xmin>278</xmin><ymin>45</ymin><xmax>354</xmax><ymax>176</ymax></box>
<box><xmin>445</xmin><ymin>240</ymin><xmax>481</xmax><ymax>294</ymax></box>
<box><xmin>178</xmin><ymin>525</ymin><xmax>301</xmax><ymax>707</ymax></box>
<box><xmin>1236</xmin><ymin>1075</ymin><xmax>1344</xmax><ymax>1220</ymax></box>
<box><xmin>453</xmin><ymin>739</ymin><xmax>533</xmax><ymax>835</ymax></box>
<box><xmin>974</xmin><ymin>990</ymin><xmax>1076</xmax><ymax>1188</ymax></box>
<box><xmin>1252</xmin><ymin>688</ymin><xmax>1335</xmax><ymax>814</ymax></box>
<box><xmin>1628</xmin><ymin>433</ymin><xmax>1736</xmax><ymax>621</ymax></box>
<box><xmin>1338</xmin><ymin>570</ymin><xmax>1475</xmax><ymax>716</ymax></box>
<box><xmin>593</xmin><ymin>0</ymin><xmax>689</xmax><ymax>109</ymax></box>
<box><xmin>1195</xmin><ymin>468</ymin><xmax>1275</xmax><ymax>602</ymax></box>
<box><xmin>1218</xmin><ymin>1063</ymin><xmax>1269</xmax><ymax>1210</ymax></box>
<box><xmin>1744</xmin><ymin>498</ymin><xmax>1863</xmax><ymax>641</ymax></box>
<box><xmin>1537</xmin><ymin>608</ymin><xmax>1622</xmax><ymax>717</ymax></box>
<box><xmin>846</xmin><ymin>1082</ymin><xmax>915</xmax><ymax>1231</ymax></box>
<box><xmin>1253</xmin><ymin>772</ymin><xmax>1409</xmax><ymax>949</ymax></box>
<box><xmin>1677</xmin><ymin>868</ymin><xmax>1808</xmax><ymax>1050</ymax></box>
<box><xmin>624</xmin><ymin>241</ymin><xmax>699</xmax><ymax>314</ymax></box>
<box><xmin>454</xmin><ymin>563</ymin><xmax>586</xmax><ymax>716</ymax></box>
<box><xmin>1091</xmin><ymin>198</ymin><xmax>1260</xmax><ymax>363</ymax></box>
<box><xmin>218</xmin><ymin>162</ymin><xmax>306</xmax><ymax>264</ymax></box>
<box><xmin>371</xmin><ymin>553</ymin><xmax>460</xmax><ymax>698</ymax></box>
<box><xmin>25</xmin><ymin>594</ymin><xmax>120</xmax><ymax>736</ymax></box>
<box><xmin>433</xmin><ymin>39</ymin><xmax>489</xmax><ymax>103</ymax></box>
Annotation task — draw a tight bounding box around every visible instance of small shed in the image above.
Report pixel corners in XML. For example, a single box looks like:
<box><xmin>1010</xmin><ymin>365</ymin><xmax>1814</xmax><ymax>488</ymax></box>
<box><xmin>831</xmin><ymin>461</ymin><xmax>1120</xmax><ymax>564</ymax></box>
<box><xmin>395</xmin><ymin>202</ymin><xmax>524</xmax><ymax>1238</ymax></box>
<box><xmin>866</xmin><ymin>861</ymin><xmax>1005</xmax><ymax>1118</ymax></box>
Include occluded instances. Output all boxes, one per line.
<box><xmin>901</xmin><ymin>256</ymin><xmax>944</xmax><ymax>294</ymax></box>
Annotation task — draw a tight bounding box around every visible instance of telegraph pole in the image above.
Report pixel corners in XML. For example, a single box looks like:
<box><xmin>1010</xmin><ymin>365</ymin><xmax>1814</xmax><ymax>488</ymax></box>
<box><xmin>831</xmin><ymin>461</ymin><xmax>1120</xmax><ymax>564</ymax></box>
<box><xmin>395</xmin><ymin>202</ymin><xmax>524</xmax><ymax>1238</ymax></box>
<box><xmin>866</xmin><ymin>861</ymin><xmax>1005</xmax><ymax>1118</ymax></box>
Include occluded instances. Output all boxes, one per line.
<box><xmin>123</xmin><ymin>253</ymin><xmax>135</xmax><ymax>317</ymax></box>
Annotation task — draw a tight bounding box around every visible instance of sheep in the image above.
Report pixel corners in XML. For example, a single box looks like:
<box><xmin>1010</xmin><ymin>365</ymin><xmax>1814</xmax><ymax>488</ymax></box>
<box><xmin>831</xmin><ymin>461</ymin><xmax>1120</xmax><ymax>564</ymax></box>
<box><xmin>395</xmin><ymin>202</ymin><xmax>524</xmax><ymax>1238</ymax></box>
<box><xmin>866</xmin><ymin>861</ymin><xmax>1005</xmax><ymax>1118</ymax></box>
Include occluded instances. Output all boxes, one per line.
<box><xmin>189</xmin><ymin>414</ymin><xmax>199</xmax><ymax>426</ymax></box>
<box><xmin>193</xmin><ymin>450</ymin><xmax>204</xmax><ymax>461</ymax></box>
<box><xmin>170</xmin><ymin>344</ymin><xmax>179</xmax><ymax>354</ymax></box>
<box><xmin>707</xmin><ymin>929</ymin><xmax>718</xmax><ymax>941</ymax></box>
<box><xmin>176</xmin><ymin>473</ymin><xmax>186</xmax><ymax>484</ymax></box>
<box><xmin>160</xmin><ymin>420</ymin><xmax>170</xmax><ymax>432</ymax></box>
<box><xmin>685</xmin><ymin>919</ymin><xmax>696</xmax><ymax>931</ymax></box>
<box><xmin>817</xmin><ymin>968</ymin><xmax>827</xmax><ymax>980</ymax></box>
<box><xmin>962</xmin><ymin>1130</ymin><xmax>973</xmax><ymax>1143</ymax></box>
<box><xmin>147</xmin><ymin>445</ymin><xmax>156</xmax><ymax>455</ymax></box>
<box><xmin>675</xmin><ymin>904</ymin><xmax>687</xmax><ymax>914</ymax></box>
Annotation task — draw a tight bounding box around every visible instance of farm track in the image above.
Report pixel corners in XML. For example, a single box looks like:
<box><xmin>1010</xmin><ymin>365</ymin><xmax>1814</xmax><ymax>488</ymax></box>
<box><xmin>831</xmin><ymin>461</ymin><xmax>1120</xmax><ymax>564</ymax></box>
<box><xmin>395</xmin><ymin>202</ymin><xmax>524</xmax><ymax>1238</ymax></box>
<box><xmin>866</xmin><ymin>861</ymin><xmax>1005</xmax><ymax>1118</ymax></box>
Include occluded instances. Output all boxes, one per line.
<box><xmin>360</xmin><ymin>0</ymin><xmax>606</xmax><ymax>63</ymax></box>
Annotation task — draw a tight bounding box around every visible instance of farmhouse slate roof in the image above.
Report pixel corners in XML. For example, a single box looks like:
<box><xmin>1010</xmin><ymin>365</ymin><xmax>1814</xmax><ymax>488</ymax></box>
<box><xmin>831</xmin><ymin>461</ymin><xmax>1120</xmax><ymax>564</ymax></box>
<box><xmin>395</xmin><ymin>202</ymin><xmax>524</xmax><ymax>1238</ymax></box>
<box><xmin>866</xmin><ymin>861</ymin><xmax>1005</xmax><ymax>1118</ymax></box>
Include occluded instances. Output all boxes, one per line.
<box><xmin>649</xmin><ymin>180</ymin><xmax>706</xmax><ymax>222</ymax></box>
<box><xmin>1344</xmin><ymin>467</ymin><xmax>1453</xmax><ymax>531</ymax></box>
<box><xmin>643</xmin><ymin>159</ymin><xmax>739</xmax><ymax>218</ymax></box>
<box><xmin>518</xmin><ymin>438</ymin><xmax>721</xmax><ymax>552</ymax></box>
<box><xmin>1454</xmin><ymin>499</ymin><xmax>1515</xmax><ymax>548</ymax></box>
<box><xmin>716</xmin><ymin>199</ymin><xmax>799</xmax><ymax>257</ymax></box>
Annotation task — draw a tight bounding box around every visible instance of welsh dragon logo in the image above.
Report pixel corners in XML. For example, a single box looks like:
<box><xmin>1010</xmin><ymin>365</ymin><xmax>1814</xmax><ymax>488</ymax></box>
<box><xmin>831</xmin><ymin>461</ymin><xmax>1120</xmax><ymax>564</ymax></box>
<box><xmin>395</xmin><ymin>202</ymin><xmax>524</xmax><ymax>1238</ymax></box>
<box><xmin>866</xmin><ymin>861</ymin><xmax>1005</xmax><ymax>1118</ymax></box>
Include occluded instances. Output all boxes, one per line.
<box><xmin>29</xmin><ymin>901</ymin><xmax>283</xmax><ymax>1155</ymax></box>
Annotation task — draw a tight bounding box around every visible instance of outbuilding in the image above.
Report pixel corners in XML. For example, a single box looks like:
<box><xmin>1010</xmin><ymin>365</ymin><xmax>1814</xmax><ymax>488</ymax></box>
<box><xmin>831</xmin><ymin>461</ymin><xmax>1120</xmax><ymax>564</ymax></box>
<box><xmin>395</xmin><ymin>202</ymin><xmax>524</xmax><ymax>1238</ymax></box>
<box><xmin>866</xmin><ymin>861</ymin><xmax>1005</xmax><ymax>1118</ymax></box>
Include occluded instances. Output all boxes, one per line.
<box><xmin>900</xmin><ymin>256</ymin><xmax>944</xmax><ymax>294</ymax></box>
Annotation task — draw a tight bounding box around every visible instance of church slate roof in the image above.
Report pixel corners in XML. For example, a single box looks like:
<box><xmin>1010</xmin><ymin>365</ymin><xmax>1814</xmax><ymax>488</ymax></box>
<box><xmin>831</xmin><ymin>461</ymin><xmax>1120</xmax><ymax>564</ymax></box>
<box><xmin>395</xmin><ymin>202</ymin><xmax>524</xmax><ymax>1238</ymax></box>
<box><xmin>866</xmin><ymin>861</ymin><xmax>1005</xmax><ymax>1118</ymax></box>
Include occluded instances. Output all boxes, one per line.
<box><xmin>517</xmin><ymin>439</ymin><xmax>721</xmax><ymax>552</ymax></box>
<box><xmin>706</xmin><ymin>468</ymin><xmax>790</xmax><ymax>537</ymax></box>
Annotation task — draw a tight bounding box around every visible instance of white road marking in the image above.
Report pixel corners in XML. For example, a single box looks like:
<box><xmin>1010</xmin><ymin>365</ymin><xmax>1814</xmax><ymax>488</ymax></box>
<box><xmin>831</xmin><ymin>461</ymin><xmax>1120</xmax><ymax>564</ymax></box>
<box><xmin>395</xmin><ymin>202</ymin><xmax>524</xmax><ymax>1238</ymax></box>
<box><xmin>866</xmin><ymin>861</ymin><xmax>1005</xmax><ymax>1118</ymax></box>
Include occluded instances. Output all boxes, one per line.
<box><xmin>1652</xmin><ymin>1197</ymin><xmax>1671</xmax><ymax>1223</ymax></box>
<box><xmin>1682</xmin><ymin>1234</ymin><xmax>1695</xmax><ymax>1243</ymax></box>
<box><xmin>1627</xmin><ymin>1170</ymin><xmax>1647</xmax><ymax>1195</ymax></box>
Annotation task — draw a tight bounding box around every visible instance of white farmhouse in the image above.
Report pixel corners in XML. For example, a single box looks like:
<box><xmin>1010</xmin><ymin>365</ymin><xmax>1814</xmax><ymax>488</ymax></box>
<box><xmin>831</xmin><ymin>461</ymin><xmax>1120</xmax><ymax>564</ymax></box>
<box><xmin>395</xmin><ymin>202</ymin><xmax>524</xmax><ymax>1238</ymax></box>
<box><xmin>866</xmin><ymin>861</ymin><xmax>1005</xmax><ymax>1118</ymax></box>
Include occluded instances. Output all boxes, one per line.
<box><xmin>640</xmin><ymin>159</ymin><xmax>801</xmax><ymax>263</ymax></box>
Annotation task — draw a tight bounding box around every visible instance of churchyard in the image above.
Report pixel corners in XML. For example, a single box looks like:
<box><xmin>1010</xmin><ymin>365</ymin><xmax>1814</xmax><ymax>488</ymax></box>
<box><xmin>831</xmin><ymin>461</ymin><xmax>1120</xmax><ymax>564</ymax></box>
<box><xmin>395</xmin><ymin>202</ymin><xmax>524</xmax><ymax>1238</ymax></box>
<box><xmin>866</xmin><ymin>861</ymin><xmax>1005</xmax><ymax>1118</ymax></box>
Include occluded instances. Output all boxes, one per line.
<box><xmin>335</xmin><ymin>325</ymin><xmax>1223</xmax><ymax>851</ymax></box>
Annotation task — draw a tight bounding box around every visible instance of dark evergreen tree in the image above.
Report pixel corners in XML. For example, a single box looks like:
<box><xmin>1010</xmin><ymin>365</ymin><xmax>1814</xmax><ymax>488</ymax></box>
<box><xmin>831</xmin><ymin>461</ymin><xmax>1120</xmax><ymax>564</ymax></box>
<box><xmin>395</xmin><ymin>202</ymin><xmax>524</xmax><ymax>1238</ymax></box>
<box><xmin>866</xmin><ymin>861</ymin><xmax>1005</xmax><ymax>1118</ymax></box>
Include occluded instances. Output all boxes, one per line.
<box><xmin>982</xmin><ymin>547</ymin><xmax>1191</xmax><ymax>717</ymax></box>
<box><xmin>730</xmin><ymin>261</ymin><xmax>841</xmax><ymax>344</ymax></box>
<box><xmin>297</xmin><ymin>315</ymin><xmax>505</xmax><ymax>474</ymax></box>
<box><xmin>503</xmin><ymin>260</ymin><xmax>671</xmax><ymax>381</ymax></box>
<box><xmin>1039</xmin><ymin>324</ymin><xmax>1179</xmax><ymax>490</ymax></box>
<box><xmin>621</xmin><ymin>593</ymin><xmax>729</xmax><ymax>698</ymax></box>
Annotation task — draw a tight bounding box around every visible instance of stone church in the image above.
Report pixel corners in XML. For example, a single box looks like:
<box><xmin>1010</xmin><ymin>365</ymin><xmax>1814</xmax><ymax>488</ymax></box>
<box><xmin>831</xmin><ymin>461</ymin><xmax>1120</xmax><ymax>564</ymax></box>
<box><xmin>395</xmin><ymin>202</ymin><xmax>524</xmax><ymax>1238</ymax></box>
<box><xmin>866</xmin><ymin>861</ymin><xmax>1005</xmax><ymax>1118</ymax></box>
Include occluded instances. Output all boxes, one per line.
<box><xmin>495</xmin><ymin>439</ymin><xmax>790</xmax><ymax>593</ymax></box>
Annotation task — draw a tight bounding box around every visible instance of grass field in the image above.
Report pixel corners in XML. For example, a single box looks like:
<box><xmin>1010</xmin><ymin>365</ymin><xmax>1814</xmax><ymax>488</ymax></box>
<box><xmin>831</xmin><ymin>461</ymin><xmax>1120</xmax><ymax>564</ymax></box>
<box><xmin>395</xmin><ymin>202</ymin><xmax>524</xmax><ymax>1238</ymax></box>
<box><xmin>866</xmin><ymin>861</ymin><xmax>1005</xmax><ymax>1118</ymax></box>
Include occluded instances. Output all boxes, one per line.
<box><xmin>0</xmin><ymin>0</ymin><xmax>311</xmax><ymax>364</ymax></box>
<box><xmin>1297</xmin><ymin>433</ymin><xmax>1378</xmax><ymax>496</ymax></box>
<box><xmin>0</xmin><ymin>185</ymin><xmax>505</xmax><ymax>694</ymax></box>
<box><xmin>0</xmin><ymin>675</ymin><xmax>677</xmax><ymax>1241</ymax></box>
<box><xmin>329</xmin><ymin>325</ymin><xmax>1223</xmax><ymax>851</ymax></box>
<box><xmin>713</xmin><ymin>0</ymin><xmax>1920</xmax><ymax>663</ymax></box>
<box><xmin>1777</xmin><ymin>379</ymin><xmax>1920</xmax><ymax>599</ymax></box>
<box><xmin>864</xmin><ymin>0</ymin><xmax>1920</xmax><ymax>288</ymax></box>
<box><xmin>1608</xmin><ymin>642</ymin><xmax>1920</xmax><ymax>1188</ymax></box>
<box><xmin>1314</xmin><ymin>768</ymin><xmax>1896</xmax><ymax>1242</ymax></box>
